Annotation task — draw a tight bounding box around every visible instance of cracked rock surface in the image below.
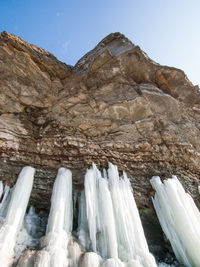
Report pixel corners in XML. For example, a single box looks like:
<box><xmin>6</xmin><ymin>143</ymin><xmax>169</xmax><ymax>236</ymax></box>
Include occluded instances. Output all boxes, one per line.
<box><xmin>0</xmin><ymin>32</ymin><xmax>200</xmax><ymax>255</ymax></box>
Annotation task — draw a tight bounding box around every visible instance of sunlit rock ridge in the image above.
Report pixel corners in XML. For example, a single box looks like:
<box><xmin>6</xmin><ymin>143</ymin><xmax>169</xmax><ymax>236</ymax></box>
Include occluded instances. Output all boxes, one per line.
<box><xmin>0</xmin><ymin>31</ymin><xmax>200</xmax><ymax>257</ymax></box>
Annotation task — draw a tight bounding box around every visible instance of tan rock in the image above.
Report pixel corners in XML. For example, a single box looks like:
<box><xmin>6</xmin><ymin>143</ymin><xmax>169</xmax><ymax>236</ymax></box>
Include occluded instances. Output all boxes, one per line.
<box><xmin>0</xmin><ymin>30</ymin><xmax>199</xmax><ymax>213</ymax></box>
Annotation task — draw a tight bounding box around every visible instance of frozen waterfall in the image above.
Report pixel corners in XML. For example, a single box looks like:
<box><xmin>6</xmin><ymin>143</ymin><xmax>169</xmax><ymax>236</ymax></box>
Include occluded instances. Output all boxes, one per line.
<box><xmin>0</xmin><ymin>166</ymin><xmax>35</xmax><ymax>267</ymax></box>
<box><xmin>151</xmin><ymin>175</ymin><xmax>200</xmax><ymax>267</ymax></box>
<box><xmin>78</xmin><ymin>163</ymin><xmax>157</xmax><ymax>267</ymax></box>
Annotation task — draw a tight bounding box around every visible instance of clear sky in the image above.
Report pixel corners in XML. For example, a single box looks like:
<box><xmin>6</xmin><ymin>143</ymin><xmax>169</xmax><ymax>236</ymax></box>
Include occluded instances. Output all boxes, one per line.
<box><xmin>1</xmin><ymin>0</ymin><xmax>200</xmax><ymax>85</ymax></box>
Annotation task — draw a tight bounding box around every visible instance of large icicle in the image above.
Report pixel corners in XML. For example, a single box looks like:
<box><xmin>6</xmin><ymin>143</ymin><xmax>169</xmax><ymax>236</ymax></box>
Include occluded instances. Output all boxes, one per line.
<box><xmin>84</xmin><ymin>164</ymin><xmax>118</xmax><ymax>259</ymax></box>
<box><xmin>79</xmin><ymin>163</ymin><xmax>157</xmax><ymax>266</ymax></box>
<box><xmin>107</xmin><ymin>163</ymin><xmax>156</xmax><ymax>266</ymax></box>
<box><xmin>151</xmin><ymin>175</ymin><xmax>200</xmax><ymax>267</ymax></box>
<box><xmin>0</xmin><ymin>166</ymin><xmax>35</xmax><ymax>267</ymax></box>
<box><xmin>35</xmin><ymin>167</ymin><xmax>73</xmax><ymax>267</ymax></box>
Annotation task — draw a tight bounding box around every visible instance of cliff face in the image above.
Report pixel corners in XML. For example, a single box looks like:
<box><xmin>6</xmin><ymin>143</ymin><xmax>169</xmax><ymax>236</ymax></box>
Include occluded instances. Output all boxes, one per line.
<box><xmin>0</xmin><ymin>31</ymin><xmax>200</xmax><ymax>213</ymax></box>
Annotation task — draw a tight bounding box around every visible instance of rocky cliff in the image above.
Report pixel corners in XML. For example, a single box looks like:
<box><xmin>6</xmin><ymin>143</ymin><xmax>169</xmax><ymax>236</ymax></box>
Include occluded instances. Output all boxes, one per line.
<box><xmin>0</xmin><ymin>30</ymin><xmax>200</xmax><ymax>257</ymax></box>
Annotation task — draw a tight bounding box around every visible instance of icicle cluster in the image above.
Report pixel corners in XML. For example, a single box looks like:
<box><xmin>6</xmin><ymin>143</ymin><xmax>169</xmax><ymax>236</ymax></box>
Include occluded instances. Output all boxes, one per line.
<box><xmin>151</xmin><ymin>175</ymin><xmax>200</xmax><ymax>267</ymax></box>
<box><xmin>18</xmin><ymin>163</ymin><xmax>156</xmax><ymax>267</ymax></box>
<box><xmin>78</xmin><ymin>163</ymin><xmax>157</xmax><ymax>267</ymax></box>
<box><xmin>3</xmin><ymin>163</ymin><xmax>199</xmax><ymax>267</ymax></box>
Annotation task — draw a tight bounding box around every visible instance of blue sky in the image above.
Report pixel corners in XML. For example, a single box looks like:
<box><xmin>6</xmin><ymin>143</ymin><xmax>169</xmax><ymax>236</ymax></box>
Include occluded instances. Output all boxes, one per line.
<box><xmin>1</xmin><ymin>0</ymin><xmax>200</xmax><ymax>85</ymax></box>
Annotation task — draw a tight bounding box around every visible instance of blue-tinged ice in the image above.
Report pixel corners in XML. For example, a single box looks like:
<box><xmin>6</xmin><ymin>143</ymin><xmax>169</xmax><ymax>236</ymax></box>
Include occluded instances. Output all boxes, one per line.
<box><xmin>151</xmin><ymin>175</ymin><xmax>200</xmax><ymax>267</ymax></box>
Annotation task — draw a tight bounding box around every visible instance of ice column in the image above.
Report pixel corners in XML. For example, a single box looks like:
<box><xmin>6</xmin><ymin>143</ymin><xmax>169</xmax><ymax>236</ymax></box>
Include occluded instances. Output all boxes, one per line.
<box><xmin>35</xmin><ymin>167</ymin><xmax>73</xmax><ymax>267</ymax></box>
<box><xmin>151</xmin><ymin>175</ymin><xmax>200</xmax><ymax>267</ymax></box>
<box><xmin>0</xmin><ymin>166</ymin><xmax>35</xmax><ymax>267</ymax></box>
<box><xmin>84</xmin><ymin>164</ymin><xmax>118</xmax><ymax>259</ymax></box>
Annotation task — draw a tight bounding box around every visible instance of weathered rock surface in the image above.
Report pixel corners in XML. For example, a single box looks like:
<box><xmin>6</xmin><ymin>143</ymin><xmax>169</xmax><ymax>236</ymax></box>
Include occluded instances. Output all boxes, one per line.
<box><xmin>0</xmin><ymin>31</ymin><xmax>200</xmax><ymax>258</ymax></box>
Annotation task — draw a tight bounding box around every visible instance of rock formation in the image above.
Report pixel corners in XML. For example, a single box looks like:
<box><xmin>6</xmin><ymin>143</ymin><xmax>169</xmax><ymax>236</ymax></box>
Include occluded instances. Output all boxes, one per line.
<box><xmin>0</xmin><ymin>30</ymin><xmax>200</xmax><ymax>258</ymax></box>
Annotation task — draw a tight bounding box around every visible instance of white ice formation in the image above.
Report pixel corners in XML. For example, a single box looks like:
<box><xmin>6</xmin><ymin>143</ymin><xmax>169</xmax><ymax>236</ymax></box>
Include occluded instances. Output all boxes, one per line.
<box><xmin>151</xmin><ymin>175</ymin><xmax>200</xmax><ymax>267</ymax></box>
<box><xmin>29</xmin><ymin>163</ymin><xmax>157</xmax><ymax>267</ymax></box>
<box><xmin>35</xmin><ymin>167</ymin><xmax>73</xmax><ymax>267</ymax></box>
<box><xmin>78</xmin><ymin>163</ymin><xmax>157</xmax><ymax>267</ymax></box>
<box><xmin>0</xmin><ymin>166</ymin><xmax>35</xmax><ymax>266</ymax></box>
<box><xmin>1</xmin><ymin>163</ymin><xmax>187</xmax><ymax>266</ymax></box>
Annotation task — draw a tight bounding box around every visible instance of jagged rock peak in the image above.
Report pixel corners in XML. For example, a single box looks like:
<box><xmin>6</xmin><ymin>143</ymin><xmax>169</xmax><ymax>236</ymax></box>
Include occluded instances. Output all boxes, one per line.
<box><xmin>97</xmin><ymin>32</ymin><xmax>133</xmax><ymax>46</ymax></box>
<box><xmin>74</xmin><ymin>32</ymin><xmax>135</xmax><ymax>73</ymax></box>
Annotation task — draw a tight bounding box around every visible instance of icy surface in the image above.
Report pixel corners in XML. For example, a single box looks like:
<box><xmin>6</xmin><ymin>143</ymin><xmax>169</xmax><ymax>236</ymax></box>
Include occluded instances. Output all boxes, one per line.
<box><xmin>68</xmin><ymin>239</ymin><xmax>83</xmax><ymax>267</ymax></box>
<box><xmin>78</xmin><ymin>163</ymin><xmax>157</xmax><ymax>266</ymax></box>
<box><xmin>151</xmin><ymin>175</ymin><xmax>200</xmax><ymax>267</ymax></box>
<box><xmin>13</xmin><ymin>205</ymin><xmax>48</xmax><ymax>262</ymax></box>
<box><xmin>46</xmin><ymin>168</ymin><xmax>72</xmax><ymax>234</ymax></box>
<box><xmin>0</xmin><ymin>166</ymin><xmax>35</xmax><ymax>266</ymax></box>
<box><xmin>79</xmin><ymin>252</ymin><xmax>102</xmax><ymax>267</ymax></box>
<box><xmin>35</xmin><ymin>167</ymin><xmax>73</xmax><ymax>267</ymax></box>
<box><xmin>15</xmin><ymin>164</ymin><xmax>200</xmax><ymax>267</ymax></box>
<box><xmin>102</xmin><ymin>258</ymin><xmax>125</xmax><ymax>267</ymax></box>
<box><xmin>77</xmin><ymin>190</ymin><xmax>90</xmax><ymax>250</ymax></box>
<box><xmin>25</xmin><ymin>206</ymin><xmax>47</xmax><ymax>239</ymax></box>
<box><xmin>0</xmin><ymin>184</ymin><xmax>11</xmax><ymax>221</ymax></box>
<box><xmin>0</xmin><ymin>181</ymin><xmax>3</xmax><ymax>199</ymax></box>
